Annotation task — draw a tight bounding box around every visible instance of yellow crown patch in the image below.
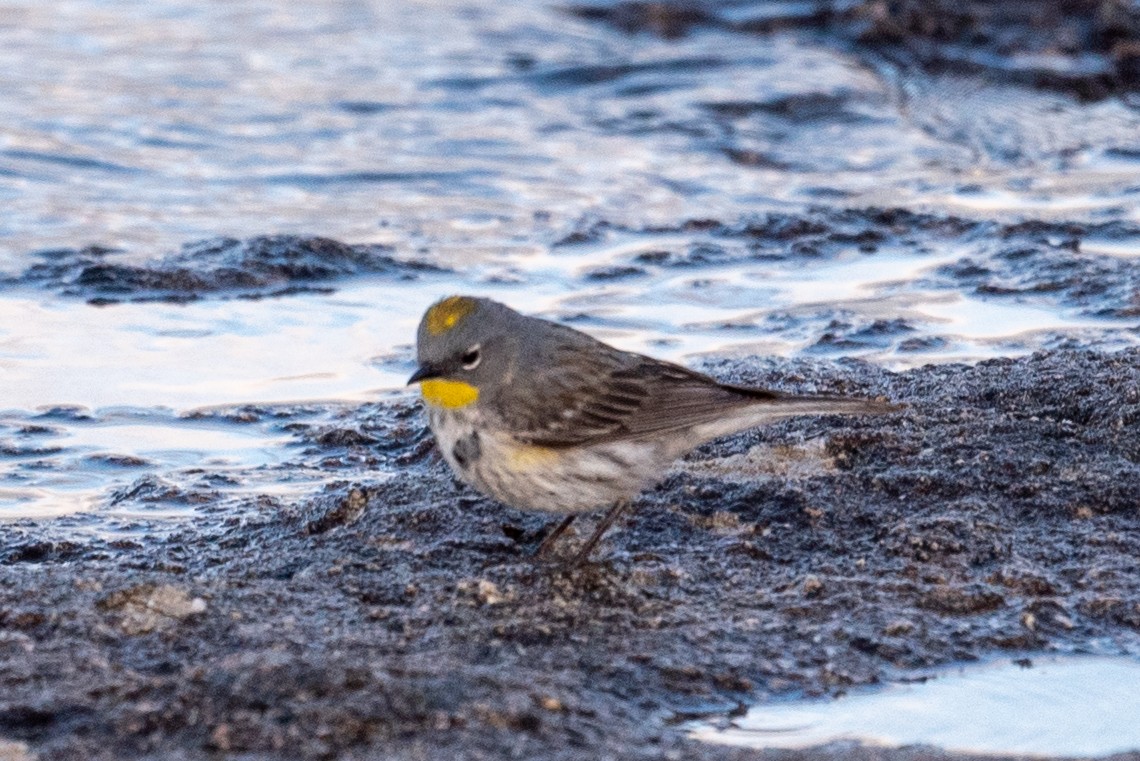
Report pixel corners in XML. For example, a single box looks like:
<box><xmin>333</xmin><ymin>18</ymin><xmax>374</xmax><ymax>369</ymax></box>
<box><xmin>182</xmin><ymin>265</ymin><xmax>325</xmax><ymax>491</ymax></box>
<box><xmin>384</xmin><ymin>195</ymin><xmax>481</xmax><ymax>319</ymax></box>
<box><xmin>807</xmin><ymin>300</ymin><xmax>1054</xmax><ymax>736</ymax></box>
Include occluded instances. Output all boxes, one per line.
<box><xmin>425</xmin><ymin>296</ymin><xmax>476</xmax><ymax>336</ymax></box>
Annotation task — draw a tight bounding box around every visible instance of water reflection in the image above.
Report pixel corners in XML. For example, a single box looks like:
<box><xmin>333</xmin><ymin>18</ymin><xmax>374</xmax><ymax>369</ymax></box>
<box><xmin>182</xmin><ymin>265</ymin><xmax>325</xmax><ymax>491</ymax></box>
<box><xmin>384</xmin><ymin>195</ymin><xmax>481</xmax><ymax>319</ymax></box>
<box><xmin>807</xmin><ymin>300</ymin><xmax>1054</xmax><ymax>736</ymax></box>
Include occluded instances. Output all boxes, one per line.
<box><xmin>0</xmin><ymin>407</ymin><xmax>306</xmax><ymax>521</ymax></box>
<box><xmin>694</xmin><ymin>656</ymin><xmax>1140</xmax><ymax>757</ymax></box>
<box><xmin>2</xmin><ymin>1</ymin><xmax>1140</xmax><ymax>261</ymax></box>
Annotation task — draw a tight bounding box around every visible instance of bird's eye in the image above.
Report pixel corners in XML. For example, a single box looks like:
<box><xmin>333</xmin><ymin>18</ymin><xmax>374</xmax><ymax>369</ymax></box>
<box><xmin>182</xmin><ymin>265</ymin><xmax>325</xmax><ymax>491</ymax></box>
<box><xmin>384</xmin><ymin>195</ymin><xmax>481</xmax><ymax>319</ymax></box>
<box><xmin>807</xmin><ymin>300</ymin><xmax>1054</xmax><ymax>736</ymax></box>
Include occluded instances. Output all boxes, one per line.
<box><xmin>460</xmin><ymin>345</ymin><xmax>482</xmax><ymax>370</ymax></box>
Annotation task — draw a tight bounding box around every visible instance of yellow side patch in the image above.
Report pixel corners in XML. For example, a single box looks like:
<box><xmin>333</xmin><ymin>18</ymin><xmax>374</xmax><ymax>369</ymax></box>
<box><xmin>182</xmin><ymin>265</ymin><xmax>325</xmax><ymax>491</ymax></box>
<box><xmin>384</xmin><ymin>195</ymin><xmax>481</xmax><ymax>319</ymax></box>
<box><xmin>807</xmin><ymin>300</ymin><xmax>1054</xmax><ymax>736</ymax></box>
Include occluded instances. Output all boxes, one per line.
<box><xmin>425</xmin><ymin>296</ymin><xmax>476</xmax><ymax>335</ymax></box>
<box><xmin>421</xmin><ymin>379</ymin><xmax>479</xmax><ymax>408</ymax></box>
<box><xmin>507</xmin><ymin>444</ymin><xmax>559</xmax><ymax>469</ymax></box>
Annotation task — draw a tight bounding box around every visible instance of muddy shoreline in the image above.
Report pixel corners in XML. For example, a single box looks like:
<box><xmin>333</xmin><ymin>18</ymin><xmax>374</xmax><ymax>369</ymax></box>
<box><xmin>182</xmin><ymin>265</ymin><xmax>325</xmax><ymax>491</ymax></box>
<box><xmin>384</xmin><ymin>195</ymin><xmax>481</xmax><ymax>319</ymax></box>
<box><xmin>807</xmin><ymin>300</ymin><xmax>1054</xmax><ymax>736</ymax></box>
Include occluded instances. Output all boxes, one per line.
<box><xmin>2</xmin><ymin>348</ymin><xmax>1138</xmax><ymax>760</ymax></box>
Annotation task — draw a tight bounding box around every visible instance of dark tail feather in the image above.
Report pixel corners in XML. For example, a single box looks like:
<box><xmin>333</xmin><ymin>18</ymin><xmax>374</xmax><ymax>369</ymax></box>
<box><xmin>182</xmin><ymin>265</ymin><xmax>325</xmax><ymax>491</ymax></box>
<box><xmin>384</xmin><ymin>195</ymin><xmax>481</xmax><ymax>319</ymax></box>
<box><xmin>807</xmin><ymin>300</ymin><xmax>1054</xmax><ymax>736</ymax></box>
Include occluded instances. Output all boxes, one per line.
<box><xmin>727</xmin><ymin>383</ymin><xmax>902</xmax><ymax>418</ymax></box>
<box><xmin>771</xmin><ymin>393</ymin><xmax>901</xmax><ymax>417</ymax></box>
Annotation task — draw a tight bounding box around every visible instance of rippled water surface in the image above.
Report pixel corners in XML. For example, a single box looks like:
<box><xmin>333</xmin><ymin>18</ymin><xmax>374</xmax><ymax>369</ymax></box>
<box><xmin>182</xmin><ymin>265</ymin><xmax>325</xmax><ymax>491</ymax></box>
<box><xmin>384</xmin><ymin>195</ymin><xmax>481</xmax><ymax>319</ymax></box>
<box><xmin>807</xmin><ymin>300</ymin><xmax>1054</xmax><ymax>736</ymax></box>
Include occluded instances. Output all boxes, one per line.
<box><xmin>2</xmin><ymin>0</ymin><xmax>1140</xmax><ymax>522</ymax></box>
<box><xmin>5</xmin><ymin>0</ymin><xmax>1140</xmax><ymax>260</ymax></box>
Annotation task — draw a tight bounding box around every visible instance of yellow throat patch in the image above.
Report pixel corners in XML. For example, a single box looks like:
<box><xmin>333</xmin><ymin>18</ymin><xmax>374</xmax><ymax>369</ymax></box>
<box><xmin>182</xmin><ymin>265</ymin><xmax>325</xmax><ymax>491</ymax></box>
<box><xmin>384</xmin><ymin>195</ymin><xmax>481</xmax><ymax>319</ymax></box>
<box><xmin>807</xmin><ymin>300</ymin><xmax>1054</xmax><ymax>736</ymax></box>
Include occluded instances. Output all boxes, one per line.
<box><xmin>420</xmin><ymin>378</ymin><xmax>479</xmax><ymax>409</ymax></box>
<box><xmin>425</xmin><ymin>296</ymin><xmax>476</xmax><ymax>335</ymax></box>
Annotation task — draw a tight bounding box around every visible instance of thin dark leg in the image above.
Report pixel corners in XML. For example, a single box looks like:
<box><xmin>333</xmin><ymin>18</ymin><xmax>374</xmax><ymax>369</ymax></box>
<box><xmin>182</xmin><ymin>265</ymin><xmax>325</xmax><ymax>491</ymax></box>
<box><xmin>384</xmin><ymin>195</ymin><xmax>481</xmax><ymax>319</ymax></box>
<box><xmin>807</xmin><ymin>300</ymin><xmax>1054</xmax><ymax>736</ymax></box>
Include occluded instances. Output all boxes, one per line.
<box><xmin>571</xmin><ymin>501</ymin><xmax>629</xmax><ymax>566</ymax></box>
<box><xmin>535</xmin><ymin>515</ymin><xmax>577</xmax><ymax>558</ymax></box>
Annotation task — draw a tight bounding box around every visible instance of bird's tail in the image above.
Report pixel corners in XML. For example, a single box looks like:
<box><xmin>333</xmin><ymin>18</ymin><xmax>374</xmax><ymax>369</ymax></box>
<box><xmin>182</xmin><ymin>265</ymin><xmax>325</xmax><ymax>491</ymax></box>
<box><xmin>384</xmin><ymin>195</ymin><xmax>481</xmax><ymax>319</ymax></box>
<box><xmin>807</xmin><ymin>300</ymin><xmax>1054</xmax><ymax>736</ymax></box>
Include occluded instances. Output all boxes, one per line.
<box><xmin>767</xmin><ymin>392</ymin><xmax>901</xmax><ymax>417</ymax></box>
<box><xmin>725</xmin><ymin>382</ymin><xmax>902</xmax><ymax>420</ymax></box>
<box><xmin>681</xmin><ymin>384</ymin><xmax>900</xmax><ymax>449</ymax></box>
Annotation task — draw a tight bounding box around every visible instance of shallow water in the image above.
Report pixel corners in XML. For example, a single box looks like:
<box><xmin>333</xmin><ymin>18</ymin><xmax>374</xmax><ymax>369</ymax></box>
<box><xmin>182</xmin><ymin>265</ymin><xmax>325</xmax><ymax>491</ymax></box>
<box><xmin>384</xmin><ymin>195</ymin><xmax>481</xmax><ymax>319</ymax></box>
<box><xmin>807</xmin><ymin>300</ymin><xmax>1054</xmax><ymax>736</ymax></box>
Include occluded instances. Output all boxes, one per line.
<box><xmin>0</xmin><ymin>405</ymin><xmax>322</xmax><ymax>528</ymax></box>
<box><xmin>692</xmin><ymin>655</ymin><xmax>1140</xmax><ymax>757</ymax></box>
<box><xmin>1</xmin><ymin>0</ymin><xmax>1139</xmax><ymax>525</ymax></box>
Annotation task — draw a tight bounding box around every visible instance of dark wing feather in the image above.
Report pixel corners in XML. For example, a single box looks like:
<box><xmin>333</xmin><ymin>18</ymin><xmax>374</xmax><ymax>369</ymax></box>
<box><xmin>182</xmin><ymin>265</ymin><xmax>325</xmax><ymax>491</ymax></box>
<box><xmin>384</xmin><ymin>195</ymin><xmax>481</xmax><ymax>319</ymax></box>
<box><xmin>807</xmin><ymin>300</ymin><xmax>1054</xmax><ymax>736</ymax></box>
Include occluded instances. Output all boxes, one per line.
<box><xmin>496</xmin><ymin>318</ymin><xmax>893</xmax><ymax>448</ymax></box>
<box><xmin>509</xmin><ymin>353</ymin><xmax>776</xmax><ymax>448</ymax></box>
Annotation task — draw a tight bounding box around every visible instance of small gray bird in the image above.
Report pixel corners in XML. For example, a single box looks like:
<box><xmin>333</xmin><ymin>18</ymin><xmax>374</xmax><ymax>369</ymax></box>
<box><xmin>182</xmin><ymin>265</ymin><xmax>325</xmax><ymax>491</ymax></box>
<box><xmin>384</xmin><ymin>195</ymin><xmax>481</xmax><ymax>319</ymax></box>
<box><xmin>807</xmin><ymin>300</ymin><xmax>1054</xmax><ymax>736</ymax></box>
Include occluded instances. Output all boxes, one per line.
<box><xmin>408</xmin><ymin>295</ymin><xmax>896</xmax><ymax>564</ymax></box>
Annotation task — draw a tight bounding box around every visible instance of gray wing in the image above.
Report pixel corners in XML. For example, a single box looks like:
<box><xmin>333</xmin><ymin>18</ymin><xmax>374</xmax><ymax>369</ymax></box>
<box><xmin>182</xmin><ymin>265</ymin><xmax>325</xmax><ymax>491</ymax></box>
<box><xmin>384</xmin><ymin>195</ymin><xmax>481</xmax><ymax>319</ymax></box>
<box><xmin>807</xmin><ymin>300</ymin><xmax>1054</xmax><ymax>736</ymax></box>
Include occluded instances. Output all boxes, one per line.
<box><xmin>497</xmin><ymin>320</ymin><xmax>897</xmax><ymax>447</ymax></box>
<box><xmin>495</xmin><ymin>317</ymin><xmax>894</xmax><ymax>448</ymax></box>
<box><xmin>504</xmin><ymin>349</ymin><xmax>782</xmax><ymax>448</ymax></box>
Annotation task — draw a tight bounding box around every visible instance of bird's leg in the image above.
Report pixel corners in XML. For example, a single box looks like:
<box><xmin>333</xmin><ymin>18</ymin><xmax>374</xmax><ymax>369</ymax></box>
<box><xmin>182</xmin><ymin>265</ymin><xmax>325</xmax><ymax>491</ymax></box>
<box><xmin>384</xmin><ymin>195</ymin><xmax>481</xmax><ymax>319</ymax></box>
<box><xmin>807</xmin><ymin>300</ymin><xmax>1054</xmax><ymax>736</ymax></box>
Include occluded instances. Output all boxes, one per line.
<box><xmin>534</xmin><ymin>514</ymin><xmax>577</xmax><ymax>557</ymax></box>
<box><xmin>571</xmin><ymin>501</ymin><xmax>629</xmax><ymax>566</ymax></box>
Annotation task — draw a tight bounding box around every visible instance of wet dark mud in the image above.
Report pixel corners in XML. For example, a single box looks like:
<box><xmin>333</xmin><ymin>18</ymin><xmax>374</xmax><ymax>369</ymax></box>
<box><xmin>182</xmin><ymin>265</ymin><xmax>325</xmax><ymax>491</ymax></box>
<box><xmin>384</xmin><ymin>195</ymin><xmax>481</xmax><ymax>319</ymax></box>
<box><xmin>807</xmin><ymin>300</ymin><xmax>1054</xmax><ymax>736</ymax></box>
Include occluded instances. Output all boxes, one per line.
<box><xmin>568</xmin><ymin>0</ymin><xmax>1140</xmax><ymax>100</ymax></box>
<box><xmin>3</xmin><ymin>235</ymin><xmax>440</xmax><ymax>304</ymax></box>
<box><xmin>2</xmin><ymin>348</ymin><xmax>1139</xmax><ymax>760</ymax></box>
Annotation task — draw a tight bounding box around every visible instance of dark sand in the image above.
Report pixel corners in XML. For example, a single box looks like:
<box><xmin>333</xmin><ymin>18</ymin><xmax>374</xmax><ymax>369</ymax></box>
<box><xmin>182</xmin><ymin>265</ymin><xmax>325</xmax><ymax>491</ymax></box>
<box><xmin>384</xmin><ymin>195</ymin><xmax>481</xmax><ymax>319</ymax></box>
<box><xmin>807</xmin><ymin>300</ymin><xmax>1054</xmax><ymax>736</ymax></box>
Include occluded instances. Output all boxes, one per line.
<box><xmin>3</xmin><ymin>348</ymin><xmax>1138</xmax><ymax>760</ymax></box>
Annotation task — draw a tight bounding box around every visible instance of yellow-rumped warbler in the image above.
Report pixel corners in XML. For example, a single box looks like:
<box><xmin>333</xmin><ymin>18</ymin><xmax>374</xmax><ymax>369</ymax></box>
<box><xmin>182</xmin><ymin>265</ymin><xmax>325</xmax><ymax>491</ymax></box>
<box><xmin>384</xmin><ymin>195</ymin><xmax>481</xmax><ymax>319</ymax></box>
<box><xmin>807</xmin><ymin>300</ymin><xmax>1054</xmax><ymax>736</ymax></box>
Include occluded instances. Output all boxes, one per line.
<box><xmin>408</xmin><ymin>295</ymin><xmax>897</xmax><ymax>563</ymax></box>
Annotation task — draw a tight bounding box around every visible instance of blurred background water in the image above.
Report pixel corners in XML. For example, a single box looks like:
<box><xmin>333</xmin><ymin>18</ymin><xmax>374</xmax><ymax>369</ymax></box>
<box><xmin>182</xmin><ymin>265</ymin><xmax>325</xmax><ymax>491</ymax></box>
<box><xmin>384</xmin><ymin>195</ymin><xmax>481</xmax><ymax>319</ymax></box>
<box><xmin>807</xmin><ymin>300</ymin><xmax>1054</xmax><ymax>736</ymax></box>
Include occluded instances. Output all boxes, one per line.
<box><xmin>1</xmin><ymin>0</ymin><xmax>1139</xmax><ymax>522</ymax></box>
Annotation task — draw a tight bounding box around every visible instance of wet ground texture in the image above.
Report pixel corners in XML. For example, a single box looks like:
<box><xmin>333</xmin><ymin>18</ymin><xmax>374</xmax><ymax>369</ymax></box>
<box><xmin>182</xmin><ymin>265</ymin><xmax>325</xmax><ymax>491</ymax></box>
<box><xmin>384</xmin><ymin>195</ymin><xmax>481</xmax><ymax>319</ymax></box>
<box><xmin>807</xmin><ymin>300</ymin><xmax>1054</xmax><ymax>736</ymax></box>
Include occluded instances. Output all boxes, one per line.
<box><xmin>2</xmin><ymin>348</ymin><xmax>1138</xmax><ymax>760</ymax></box>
